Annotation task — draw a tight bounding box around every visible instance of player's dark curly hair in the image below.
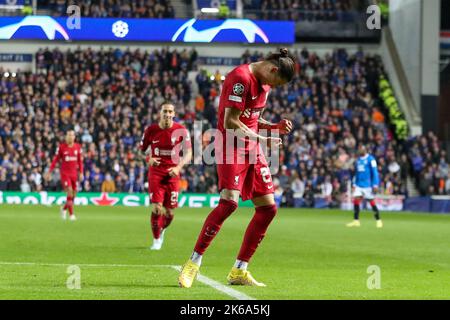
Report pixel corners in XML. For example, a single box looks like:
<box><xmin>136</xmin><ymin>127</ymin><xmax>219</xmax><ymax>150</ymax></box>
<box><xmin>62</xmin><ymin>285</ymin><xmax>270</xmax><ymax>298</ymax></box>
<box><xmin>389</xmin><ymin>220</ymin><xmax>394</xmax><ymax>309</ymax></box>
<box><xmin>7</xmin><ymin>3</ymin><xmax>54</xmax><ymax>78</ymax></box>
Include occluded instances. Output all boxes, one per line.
<box><xmin>160</xmin><ymin>101</ymin><xmax>175</xmax><ymax>108</ymax></box>
<box><xmin>265</xmin><ymin>48</ymin><xmax>296</xmax><ymax>83</ymax></box>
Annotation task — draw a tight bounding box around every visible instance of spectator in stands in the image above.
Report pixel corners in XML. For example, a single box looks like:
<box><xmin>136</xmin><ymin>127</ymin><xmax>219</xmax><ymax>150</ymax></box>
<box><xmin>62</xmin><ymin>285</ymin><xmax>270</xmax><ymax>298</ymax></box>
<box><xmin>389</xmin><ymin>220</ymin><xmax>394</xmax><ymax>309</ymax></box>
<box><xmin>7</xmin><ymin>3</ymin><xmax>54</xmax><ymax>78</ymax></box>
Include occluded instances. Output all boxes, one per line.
<box><xmin>7</xmin><ymin>175</ymin><xmax>21</xmax><ymax>191</ymax></box>
<box><xmin>101</xmin><ymin>173</ymin><xmax>116</xmax><ymax>193</ymax></box>
<box><xmin>0</xmin><ymin>170</ymin><xmax>7</xmax><ymax>191</ymax></box>
<box><xmin>246</xmin><ymin>0</ymin><xmax>353</xmax><ymax>22</ymax></box>
<box><xmin>47</xmin><ymin>0</ymin><xmax>175</xmax><ymax>19</ymax></box>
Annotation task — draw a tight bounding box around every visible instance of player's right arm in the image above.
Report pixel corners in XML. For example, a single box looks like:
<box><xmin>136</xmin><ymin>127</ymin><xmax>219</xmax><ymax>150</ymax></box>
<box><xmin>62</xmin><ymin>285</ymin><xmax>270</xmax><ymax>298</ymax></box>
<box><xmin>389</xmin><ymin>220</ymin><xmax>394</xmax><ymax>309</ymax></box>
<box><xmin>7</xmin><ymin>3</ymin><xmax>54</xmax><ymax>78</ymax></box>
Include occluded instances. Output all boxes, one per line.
<box><xmin>45</xmin><ymin>146</ymin><xmax>61</xmax><ymax>180</ymax></box>
<box><xmin>140</xmin><ymin>127</ymin><xmax>161</xmax><ymax>167</ymax></box>
<box><xmin>351</xmin><ymin>161</ymin><xmax>357</xmax><ymax>192</ymax></box>
<box><xmin>223</xmin><ymin>71</ymin><xmax>281</xmax><ymax>145</ymax></box>
<box><xmin>224</xmin><ymin>107</ymin><xmax>282</xmax><ymax>146</ymax></box>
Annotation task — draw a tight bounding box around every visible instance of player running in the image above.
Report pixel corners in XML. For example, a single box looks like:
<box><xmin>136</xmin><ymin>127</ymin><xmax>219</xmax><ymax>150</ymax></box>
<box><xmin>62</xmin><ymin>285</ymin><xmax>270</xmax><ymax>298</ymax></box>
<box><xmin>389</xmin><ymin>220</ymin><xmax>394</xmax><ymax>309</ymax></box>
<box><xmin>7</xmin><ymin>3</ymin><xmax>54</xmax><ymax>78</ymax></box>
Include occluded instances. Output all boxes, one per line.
<box><xmin>45</xmin><ymin>129</ymin><xmax>83</xmax><ymax>221</ymax></box>
<box><xmin>347</xmin><ymin>145</ymin><xmax>383</xmax><ymax>228</ymax></box>
<box><xmin>178</xmin><ymin>48</ymin><xmax>296</xmax><ymax>288</ymax></box>
<box><xmin>140</xmin><ymin>103</ymin><xmax>192</xmax><ymax>250</ymax></box>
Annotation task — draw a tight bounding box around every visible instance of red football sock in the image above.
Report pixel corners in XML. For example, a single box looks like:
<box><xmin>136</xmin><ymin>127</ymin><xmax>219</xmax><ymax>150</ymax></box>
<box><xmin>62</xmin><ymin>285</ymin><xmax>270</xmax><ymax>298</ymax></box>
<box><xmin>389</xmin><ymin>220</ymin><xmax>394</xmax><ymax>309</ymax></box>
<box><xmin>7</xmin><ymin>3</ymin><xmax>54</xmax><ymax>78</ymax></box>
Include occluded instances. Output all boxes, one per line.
<box><xmin>237</xmin><ymin>204</ymin><xmax>277</xmax><ymax>262</ymax></box>
<box><xmin>66</xmin><ymin>196</ymin><xmax>74</xmax><ymax>216</ymax></box>
<box><xmin>151</xmin><ymin>212</ymin><xmax>162</xmax><ymax>239</ymax></box>
<box><xmin>64</xmin><ymin>196</ymin><xmax>71</xmax><ymax>210</ymax></box>
<box><xmin>193</xmin><ymin>199</ymin><xmax>238</xmax><ymax>255</ymax></box>
<box><xmin>162</xmin><ymin>211</ymin><xmax>174</xmax><ymax>229</ymax></box>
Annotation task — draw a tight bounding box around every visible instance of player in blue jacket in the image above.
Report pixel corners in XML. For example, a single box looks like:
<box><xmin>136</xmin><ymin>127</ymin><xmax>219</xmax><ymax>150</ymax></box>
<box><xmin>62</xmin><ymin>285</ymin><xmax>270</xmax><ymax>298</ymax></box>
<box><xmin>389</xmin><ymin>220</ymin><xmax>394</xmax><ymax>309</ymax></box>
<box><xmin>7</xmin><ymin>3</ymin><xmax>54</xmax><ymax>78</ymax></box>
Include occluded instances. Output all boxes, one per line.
<box><xmin>347</xmin><ymin>145</ymin><xmax>383</xmax><ymax>228</ymax></box>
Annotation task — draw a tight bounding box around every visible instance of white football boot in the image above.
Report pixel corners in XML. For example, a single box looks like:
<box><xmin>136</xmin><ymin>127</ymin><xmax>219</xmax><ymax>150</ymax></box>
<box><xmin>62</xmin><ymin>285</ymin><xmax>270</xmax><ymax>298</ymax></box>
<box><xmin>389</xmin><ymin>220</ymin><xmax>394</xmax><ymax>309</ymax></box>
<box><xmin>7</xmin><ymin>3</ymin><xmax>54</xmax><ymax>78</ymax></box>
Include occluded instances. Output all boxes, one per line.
<box><xmin>60</xmin><ymin>206</ymin><xmax>67</xmax><ymax>220</ymax></box>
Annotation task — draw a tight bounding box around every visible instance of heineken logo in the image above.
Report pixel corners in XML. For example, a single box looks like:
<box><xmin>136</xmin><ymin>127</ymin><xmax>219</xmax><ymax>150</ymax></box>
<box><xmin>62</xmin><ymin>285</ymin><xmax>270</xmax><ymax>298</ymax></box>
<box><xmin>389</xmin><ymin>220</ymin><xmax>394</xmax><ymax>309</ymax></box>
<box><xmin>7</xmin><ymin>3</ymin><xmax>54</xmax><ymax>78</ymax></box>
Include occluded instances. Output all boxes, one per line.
<box><xmin>0</xmin><ymin>192</ymin><xmax>244</xmax><ymax>208</ymax></box>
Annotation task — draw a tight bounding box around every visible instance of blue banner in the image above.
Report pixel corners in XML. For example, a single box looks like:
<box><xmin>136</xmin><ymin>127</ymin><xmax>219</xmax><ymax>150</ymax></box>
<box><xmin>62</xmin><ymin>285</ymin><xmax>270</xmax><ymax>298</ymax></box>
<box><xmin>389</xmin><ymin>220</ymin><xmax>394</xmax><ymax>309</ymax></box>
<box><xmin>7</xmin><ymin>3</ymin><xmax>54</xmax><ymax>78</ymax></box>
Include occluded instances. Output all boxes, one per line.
<box><xmin>0</xmin><ymin>53</ymin><xmax>32</xmax><ymax>62</ymax></box>
<box><xmin>0</xmin><ymin>0</ymin><xmax>28</xmax><ymax>7</ymax></box>
<box><xmin>0</xmin><ymin>16</ymin><xmax>294</xmax><ymax>44</ymax></box>
<box><xmin>198</xmin><ymin>56</ymin><xmax>241</xmax><ymax>66</ymax></box>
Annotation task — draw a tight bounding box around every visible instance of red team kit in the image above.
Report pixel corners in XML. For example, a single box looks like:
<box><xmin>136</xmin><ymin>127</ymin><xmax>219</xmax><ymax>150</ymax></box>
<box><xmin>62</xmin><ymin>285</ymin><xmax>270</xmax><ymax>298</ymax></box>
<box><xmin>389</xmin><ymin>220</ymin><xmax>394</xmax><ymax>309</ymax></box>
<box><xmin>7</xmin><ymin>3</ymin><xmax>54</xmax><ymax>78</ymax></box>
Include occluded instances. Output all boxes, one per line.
<box><xmin>49</xmin><ymin>143</ymin><xmax>83</xmax><ymax>190</ymax></box>
<box><xmin>140</xmin><ymin>122</ymin><xmax>191</xmax><ymax>208</ymax></box>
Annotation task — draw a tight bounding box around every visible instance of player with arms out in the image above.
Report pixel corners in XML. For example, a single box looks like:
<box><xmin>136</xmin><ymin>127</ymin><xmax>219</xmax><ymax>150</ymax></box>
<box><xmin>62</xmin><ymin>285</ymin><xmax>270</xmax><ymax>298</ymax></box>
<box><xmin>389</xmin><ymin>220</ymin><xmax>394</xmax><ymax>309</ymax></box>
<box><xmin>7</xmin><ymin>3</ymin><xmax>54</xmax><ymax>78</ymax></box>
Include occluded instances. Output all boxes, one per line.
<box><xmin>45</xmin><ymin>129</ymin><xmax>83</xmax><ymax>221</ymax></box>
<box><xmin>178</xmin><ymin>48</ymin><xmax>296</xmax><ymax>288</ymax></box>
<box><xmin>140</xmin><ymin>102</ymin><xmax>192</xmax><ymax>250</ymax></box>
<box><xmin>347</xmin><ymin>145</ymin><xmax>383</xmax><ymax>228</ymax></box>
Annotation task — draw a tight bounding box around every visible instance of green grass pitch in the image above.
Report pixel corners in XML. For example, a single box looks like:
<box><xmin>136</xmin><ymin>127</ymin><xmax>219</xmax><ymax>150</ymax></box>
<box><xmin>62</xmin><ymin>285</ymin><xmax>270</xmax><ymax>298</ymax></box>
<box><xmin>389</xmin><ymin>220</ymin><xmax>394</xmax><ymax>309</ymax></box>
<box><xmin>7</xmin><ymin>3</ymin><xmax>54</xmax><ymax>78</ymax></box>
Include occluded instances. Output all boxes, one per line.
<box><xmin>0</xmin><ymin>204</ymin><xmax>449</xmax><ymax>300</ymax></box>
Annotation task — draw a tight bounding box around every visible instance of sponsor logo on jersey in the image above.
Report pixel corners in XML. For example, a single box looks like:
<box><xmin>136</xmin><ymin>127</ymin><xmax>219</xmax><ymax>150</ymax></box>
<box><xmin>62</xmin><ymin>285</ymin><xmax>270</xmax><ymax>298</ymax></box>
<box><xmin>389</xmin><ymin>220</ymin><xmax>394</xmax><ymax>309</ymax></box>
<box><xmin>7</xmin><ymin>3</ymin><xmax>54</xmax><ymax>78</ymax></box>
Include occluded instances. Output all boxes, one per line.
<box><xmin>229</xmin><ymin>95</ymin><xmax>242</xmax><ymax>103</ymax></box>
<box><xmin>64</xmin><ymin>156</ymin><xmax>77</xmax><ymax>161</ymax></box>
<box><xmin>241</xmin><ymin>108</ymin><xmax>261</xmax><ymax>119</ymax></box>
<box><xmin>159</xmin><ymin>149</ymin><xmax>175</xmax><ymax>156</ymax></box>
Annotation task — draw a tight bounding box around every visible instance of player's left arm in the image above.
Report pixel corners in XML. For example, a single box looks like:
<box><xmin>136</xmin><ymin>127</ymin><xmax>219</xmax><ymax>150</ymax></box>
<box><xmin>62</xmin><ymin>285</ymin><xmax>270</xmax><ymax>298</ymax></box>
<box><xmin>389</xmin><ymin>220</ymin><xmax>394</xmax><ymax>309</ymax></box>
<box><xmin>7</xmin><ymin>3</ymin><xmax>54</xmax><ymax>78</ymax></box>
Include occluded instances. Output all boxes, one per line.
<box><xmin>370</xmin><ymin>156</ymin><xmax>380</xmax><ymax>193</ymax></box>
<box><xmin>168</xmin><ymin>148</ymin><xmax>193</xmax><ymax>177</ymax></box>
<box><xmin>77</xmin><ymin>145</ymin><xmax>84</xmax><ymax>181</ymax></box>
<box><xmin>257</xmin><ymin>108</ymin><xmax>293</xmax><ymax>135</ymax></box>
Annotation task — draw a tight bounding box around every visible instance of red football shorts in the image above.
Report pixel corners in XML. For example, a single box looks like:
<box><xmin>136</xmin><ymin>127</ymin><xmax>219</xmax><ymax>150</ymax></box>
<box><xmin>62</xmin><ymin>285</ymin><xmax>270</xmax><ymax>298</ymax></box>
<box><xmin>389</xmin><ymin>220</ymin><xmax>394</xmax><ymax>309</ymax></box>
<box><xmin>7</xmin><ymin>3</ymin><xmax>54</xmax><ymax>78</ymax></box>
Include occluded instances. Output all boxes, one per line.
<box><xmin>148</xmin><ymin>170</ymin><xmax>180</xmax><ymax>209</ymax></box>
<box><xmin>61</xmin><ymin>173</ymin><xmax>78</xmax><ymax>190</ymax></box>
<box><xmin>217</xmin><ymin>153</ymin><xmax>274</xmax><ymax>201</ymax></box>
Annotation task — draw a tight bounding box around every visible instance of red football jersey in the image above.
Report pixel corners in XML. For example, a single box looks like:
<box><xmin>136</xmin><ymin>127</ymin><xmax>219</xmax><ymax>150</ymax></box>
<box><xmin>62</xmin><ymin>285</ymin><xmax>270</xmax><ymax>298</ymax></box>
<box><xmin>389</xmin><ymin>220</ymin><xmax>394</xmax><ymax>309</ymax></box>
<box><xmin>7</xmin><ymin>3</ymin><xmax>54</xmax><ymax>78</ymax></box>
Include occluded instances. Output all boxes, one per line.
<box><xmin>140</xmin><ymin>122</ymin><xmax>191</xmax><ymax>175</ymax></box>
<box><xmin>216</xmin><ymin>64</ymin><xmax>270</xmax><ymax>161</ymax></box>
<box><xmin>49</xmin><ymin>143</ymin><xmax>83</xmax><ymax>176</ymax></box>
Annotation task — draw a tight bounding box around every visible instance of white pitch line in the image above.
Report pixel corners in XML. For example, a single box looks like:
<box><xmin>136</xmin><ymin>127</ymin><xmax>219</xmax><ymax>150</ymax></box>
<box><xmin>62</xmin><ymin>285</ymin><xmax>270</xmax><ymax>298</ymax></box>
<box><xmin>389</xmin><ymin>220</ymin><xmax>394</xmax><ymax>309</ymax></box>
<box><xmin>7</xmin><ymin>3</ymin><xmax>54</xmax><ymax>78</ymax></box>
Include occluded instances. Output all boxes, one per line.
<box><xmin>170</xmin><ymin>266</ymin><xmax>255</xmax><ymax>301</ymax></box>
<box><xmin>0</xmin><ymin>261</ymin><xmax>171</xmax><ymax>268</ymax></box>
<box><xmin>0</xmin><ymin>261</ymin><xmax>256</xmax><ymax>300</ymax></box>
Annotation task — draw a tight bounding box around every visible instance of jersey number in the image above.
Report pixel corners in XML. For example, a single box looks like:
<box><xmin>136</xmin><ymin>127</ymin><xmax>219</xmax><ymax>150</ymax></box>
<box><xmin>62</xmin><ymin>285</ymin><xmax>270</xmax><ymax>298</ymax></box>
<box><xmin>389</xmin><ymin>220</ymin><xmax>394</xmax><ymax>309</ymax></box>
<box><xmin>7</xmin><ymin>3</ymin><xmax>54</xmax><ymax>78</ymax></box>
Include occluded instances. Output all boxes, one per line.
<box><xmin>260</xmin><ymin>167</ymin><xmax>271</xmax><ymax>184</ymax></box>
<box><xmin>170</xmin><ymin>192</ymin><xmax>179</xmax><ymax>205</ymax></box>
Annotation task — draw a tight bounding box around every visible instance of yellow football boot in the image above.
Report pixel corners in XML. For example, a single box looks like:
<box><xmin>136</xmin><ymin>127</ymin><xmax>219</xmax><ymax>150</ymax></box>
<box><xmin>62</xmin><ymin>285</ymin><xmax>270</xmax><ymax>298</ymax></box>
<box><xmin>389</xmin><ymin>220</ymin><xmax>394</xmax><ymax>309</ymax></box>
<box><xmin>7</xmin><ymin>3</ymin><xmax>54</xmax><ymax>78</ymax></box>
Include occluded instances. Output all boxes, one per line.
<box><xmin>227</xmin><ymin>267</ymin><xmax>266</xmax><ymax>287</ymax></box>
<box><xmin>178</xmin><ymin>260</ymin><xmax>200</xmax><ymax>288</ymax></box>
<box><xmin>346</xmin><ymin>220</ymin><xmax>361</xmax><ymax>227</ymax></box>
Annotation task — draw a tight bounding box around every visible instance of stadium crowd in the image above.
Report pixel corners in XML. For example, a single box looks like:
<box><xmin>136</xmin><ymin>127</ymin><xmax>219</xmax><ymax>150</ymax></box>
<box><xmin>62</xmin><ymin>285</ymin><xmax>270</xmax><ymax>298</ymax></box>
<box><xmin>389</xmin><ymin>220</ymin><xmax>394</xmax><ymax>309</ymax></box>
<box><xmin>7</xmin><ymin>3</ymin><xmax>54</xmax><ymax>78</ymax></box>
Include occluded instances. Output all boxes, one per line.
<box><xmin>0</xmin><ymin>47</ymin><xmax>197</xmax><ymax>194</ymax></box>
<box><xmin>407</xmin><ymin>132</ymin><xmax>450</xmax><ymax>196</ymax></box>
<box><xmin>41</xmin><ymin>0</ymin><xmax>175</xmax><ymax>18</ymax></box>
<box><xmin>244</xmin><ymin>0</ymin><xmax>356</xmax><ymax>22</ymax></box>
<box><xmin>1</xmin><ymin>46</ymin><xmax>449</xmax><ymax>206</ymax></box>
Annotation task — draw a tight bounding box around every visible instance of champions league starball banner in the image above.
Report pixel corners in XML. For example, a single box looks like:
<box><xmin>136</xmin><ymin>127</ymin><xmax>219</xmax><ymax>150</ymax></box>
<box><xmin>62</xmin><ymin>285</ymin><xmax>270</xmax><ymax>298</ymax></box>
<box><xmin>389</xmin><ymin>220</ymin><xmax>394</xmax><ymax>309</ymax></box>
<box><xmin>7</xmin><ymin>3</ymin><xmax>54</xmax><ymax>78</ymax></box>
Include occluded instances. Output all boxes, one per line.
<box><xmin>0</xmin><ymin>16</ymin><xmax>295</xmax><ymax>44</ymax></box>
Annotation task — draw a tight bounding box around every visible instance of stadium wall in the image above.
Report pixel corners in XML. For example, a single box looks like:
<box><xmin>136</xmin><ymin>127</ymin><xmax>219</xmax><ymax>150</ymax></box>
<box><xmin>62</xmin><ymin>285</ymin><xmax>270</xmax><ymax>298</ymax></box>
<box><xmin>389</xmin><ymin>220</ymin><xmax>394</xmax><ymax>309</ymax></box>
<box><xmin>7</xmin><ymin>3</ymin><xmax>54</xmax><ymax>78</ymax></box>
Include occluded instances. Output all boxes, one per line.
<box><xmin>389</xmin><ymin>0</ymin><xmax>422</xmax><ymax>115</ymax></box>
<box><xmin>389</xmin><ymin>0</ymin><xmax>441</xmax><ymax>135</ymax></box>
<box><xmin>0</xmin><ymin>40</ymin><xmax>380</xmax><ymax>56</ymax></box>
